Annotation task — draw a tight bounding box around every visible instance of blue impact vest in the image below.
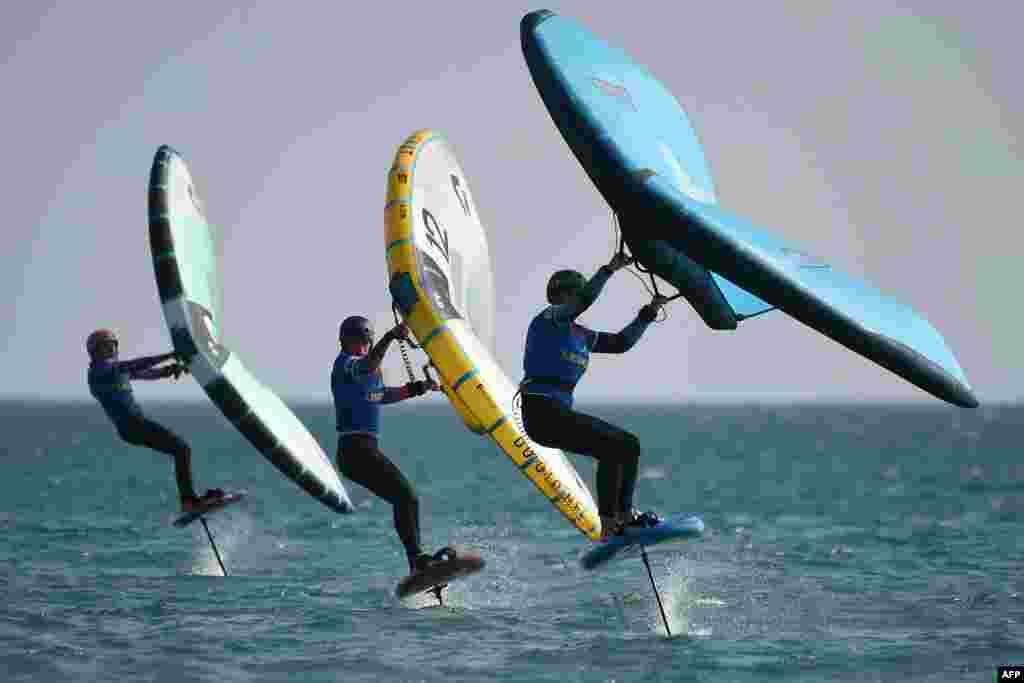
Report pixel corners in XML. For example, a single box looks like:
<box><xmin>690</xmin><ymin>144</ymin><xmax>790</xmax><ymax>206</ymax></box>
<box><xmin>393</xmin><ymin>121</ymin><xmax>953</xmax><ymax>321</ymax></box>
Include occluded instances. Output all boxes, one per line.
<box><xmin>523</xmin><ymin>308</ymin><xmax>596</xmax><ymax>407</ymax></box>
<box><xmin>331</xmin><ymin>351</ymin><xmax>386</xmax><ymax>436</ymax></box>
<box><xmin>88</xmin><ymin>360</ymin><xmax>144</xmax><ymax>425</ymax></box>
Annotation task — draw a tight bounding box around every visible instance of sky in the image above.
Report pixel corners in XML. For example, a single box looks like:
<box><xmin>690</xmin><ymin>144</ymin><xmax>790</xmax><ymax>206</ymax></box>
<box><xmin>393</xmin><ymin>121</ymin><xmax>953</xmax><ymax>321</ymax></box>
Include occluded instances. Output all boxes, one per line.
<box><xmin>2</xmin><ymin>2</ymin><xmax>1020</xmax><ymax>404</ymax></box>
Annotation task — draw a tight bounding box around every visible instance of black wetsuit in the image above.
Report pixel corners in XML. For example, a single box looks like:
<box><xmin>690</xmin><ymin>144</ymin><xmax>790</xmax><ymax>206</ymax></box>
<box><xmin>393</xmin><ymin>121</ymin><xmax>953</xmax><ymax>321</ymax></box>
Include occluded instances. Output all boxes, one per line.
<box><xmin>521</xmin><ymin>266</ymin><xmax>656</xmax><ymax>519</ymax></box>
<box><xmin>88</xmin><ymin>354</ymin><xmax>195</xmax><ymax>500</ymax></box>
<box><xmin>331</xmin><ymin>344</ymin><xmax>426</xmax><ymax>571</ymax></box>
<box><xmin>336</xmin><ymin>434</ymin><xmax>421</xmax><ymax>567</ymax></box>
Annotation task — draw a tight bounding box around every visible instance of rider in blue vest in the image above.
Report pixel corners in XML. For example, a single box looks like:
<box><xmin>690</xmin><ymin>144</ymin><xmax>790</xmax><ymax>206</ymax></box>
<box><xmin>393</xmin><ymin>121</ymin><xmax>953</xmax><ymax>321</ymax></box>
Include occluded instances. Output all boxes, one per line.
<box><xmin>331</xmin><ymin>315</ymin><xmax>445</xmax><ymax>575</ymax></box>
<box><xmin>521</xmin><ymin>254</ymin><xmax>666</xmax><ymax>539</ymax></box>
<box><xmin>86</xmin><ymin>329</ymin><xmax>222</xmax><ymax>513</ymax></box>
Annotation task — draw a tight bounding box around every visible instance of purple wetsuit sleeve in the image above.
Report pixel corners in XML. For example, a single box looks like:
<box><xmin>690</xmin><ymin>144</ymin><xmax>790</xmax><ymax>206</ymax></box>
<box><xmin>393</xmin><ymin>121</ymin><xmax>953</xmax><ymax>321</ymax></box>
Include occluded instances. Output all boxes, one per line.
<box><xmin>119</xmin><ymin>353</ymin><xmax>175</xmax><ymax>379</ymax></box>
<box><xmin>132</xmin><ymin>367</ymin><xmax>169</xmax><ymax>380</ymax></box>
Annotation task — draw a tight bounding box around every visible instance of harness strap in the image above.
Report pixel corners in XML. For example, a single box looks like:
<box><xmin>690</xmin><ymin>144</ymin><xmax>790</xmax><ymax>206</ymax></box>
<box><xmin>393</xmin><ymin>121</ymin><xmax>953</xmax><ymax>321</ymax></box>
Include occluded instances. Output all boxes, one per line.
<box><xmin>519</xmin><ymin>377</ymin><xmax>577</xmax><ymax>395</ymax></box>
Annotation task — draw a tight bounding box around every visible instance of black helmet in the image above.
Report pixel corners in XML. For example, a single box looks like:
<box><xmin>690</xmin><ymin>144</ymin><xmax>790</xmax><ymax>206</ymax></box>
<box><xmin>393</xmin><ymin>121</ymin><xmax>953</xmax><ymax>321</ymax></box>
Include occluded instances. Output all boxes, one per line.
<box><xmin>339</xmin><ymin>316</ymin><xmax>374</xmax><ymax>343</ymax></box>
<box><xmin>546</xmin><ymin>270</ymin><xmax>586</xmax><ymax>304</ymax></box>
<box><xmin>86</xmin><ymin>329</ymin><xmax>118</xmax><ymax>359</ymax></box>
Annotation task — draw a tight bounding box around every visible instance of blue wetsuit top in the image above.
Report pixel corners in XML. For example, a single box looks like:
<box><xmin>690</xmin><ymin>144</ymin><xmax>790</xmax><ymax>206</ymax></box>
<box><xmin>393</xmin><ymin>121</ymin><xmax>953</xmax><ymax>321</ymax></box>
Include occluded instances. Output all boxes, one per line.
<box><xmin>523</xmin><ymin>266</ymin><xmax>654</xmax><ymax>408</ymax></box>
<box><xmin>331</xmin><ymin>351</ymin><xmax>408</xmax><ymax>437</ymax></box>
<box><xmin>88</xmin><ymin>355</ymin><xmax>173</xmax><ymax>425</ymax></box>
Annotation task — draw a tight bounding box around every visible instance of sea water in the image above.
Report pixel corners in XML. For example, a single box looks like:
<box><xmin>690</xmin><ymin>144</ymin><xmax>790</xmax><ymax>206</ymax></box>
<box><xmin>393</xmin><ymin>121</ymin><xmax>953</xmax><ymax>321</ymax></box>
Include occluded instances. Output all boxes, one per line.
<box><xmin>2</xmin><ymin>401</ymin><xmax>1021</xmax><ymax>682</ymax></box>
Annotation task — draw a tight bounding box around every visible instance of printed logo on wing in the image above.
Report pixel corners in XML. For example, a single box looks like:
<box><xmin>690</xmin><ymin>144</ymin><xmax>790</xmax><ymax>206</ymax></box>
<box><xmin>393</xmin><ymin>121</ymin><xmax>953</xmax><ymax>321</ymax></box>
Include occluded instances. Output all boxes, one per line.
<box><xmin>591</xmin><ymin>77</ymin><xmax>636</xmax><ymax>112</ymax></box>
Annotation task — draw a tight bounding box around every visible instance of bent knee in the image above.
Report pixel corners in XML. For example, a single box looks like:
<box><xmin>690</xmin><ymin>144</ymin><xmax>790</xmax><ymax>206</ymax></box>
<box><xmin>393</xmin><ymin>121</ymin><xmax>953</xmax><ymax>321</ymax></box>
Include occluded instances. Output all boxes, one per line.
<box><xmin>620</xmin><ymin>432</ymin><xmax>641</xmax><ymax>460</ymax></box>
<box><xmin>117</xmin><ymin>428</ymin><xmax>143</xmax><ymax>445</ymax></box>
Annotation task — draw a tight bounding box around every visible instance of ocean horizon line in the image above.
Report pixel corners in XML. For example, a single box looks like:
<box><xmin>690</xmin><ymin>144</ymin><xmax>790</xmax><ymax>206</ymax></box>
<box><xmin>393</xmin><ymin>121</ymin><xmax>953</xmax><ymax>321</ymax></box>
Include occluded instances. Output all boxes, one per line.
<box><xmin>1</xmin><ymin>396</ymin><xmax>1016</xmax><ymax>408</ymax></box>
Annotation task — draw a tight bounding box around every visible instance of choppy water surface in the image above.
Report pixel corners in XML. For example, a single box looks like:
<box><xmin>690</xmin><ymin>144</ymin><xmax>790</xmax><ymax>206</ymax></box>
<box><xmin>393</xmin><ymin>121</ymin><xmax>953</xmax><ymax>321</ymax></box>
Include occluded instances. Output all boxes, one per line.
<box><xmin>2</xmin><ymin>402</ymin><xmax>1021</xmax><ymax>681</ymax></box>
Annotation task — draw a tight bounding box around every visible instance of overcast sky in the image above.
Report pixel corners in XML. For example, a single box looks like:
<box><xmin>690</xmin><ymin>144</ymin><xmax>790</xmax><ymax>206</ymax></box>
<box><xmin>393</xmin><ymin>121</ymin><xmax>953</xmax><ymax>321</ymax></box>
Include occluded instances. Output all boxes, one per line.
<box><xmin>2</xmin><ymin>2</ymin><xmax>1020</xmax><ymax>404</ymax></box>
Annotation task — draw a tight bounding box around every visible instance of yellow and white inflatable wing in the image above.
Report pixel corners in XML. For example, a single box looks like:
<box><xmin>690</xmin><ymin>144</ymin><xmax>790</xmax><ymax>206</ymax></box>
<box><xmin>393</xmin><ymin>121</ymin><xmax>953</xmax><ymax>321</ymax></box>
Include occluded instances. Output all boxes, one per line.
<box><xmin>385</xmin><ymin>130</ymin><xmax>601</xmax><ymax>539</ymax></box>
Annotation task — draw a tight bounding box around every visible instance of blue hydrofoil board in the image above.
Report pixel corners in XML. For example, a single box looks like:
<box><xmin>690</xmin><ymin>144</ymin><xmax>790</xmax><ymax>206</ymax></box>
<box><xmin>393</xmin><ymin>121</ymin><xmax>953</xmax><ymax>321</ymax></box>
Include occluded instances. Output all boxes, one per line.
<box><xmin>581</xmin><ymin>514</ymin><xmax>704</xmax><ymax>571</ymax></box>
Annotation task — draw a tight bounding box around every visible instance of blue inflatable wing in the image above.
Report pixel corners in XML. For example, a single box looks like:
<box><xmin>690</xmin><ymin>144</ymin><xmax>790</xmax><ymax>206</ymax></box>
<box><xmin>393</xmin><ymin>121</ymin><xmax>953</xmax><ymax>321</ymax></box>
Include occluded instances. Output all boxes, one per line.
<box><xmin>521</xmin><ymin>10</ymin><xmax>977</xmax><ymax>408</ymax></box>
<box><xmin>643</xmin><ymin>175</ymin><xmax>976</xmax><ymax>407</ymax></box>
